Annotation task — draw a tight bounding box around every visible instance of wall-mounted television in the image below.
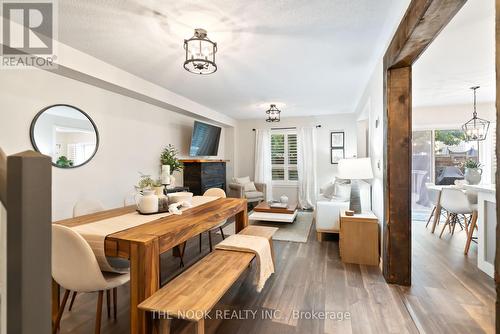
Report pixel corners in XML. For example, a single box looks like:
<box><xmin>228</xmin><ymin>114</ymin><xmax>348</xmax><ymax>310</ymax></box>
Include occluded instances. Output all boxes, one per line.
<box><xmin>189</xmin><ymin>121</ymin><xmax>222</xmax><ymax>156</ymax></box>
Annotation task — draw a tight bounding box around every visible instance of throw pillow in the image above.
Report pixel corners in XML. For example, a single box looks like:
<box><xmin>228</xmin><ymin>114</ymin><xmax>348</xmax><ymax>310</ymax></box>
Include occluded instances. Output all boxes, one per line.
<box><xmin>334</xmin><ymin>180</ymin><xmax>351</xmax><ymax>201</ymax></box>
<box><xmin>234</xmin><ymin>176</ymin><xmax>251</xmax><ymax>185</ymax></box>
<box><xmin>244</xmin><ymin>181</ymin><xmax>257</xmax><ymax>192</ymax></box>
<box><xmin>321</xmin><ymin>182</ymin><xmax>336</xmax><ymax>199</ymax></box>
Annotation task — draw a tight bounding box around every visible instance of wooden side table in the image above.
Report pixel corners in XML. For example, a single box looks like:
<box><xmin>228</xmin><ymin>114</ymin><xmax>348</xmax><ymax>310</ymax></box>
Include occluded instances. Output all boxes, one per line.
<box><xmin>339</xmin><ymin>211</ymin><xmax>379</xmax><ymax>266</ymax></box>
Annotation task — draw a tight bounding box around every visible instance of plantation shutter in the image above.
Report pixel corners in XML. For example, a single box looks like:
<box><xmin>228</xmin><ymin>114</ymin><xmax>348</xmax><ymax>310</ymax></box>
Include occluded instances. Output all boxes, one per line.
<box><xmin>271</xmin><ymin>133</ymin><xmax>285</xmax><ymax>180</ymax></box>
<box><xmin>288</xmin><ymin>134</ymin><xmax>298</xmax><ymax>180</ymax></box>
<box><xmin>271</xmin><ymin>131</ymin><xmax>298</xmax><ymax>182</ymax></box>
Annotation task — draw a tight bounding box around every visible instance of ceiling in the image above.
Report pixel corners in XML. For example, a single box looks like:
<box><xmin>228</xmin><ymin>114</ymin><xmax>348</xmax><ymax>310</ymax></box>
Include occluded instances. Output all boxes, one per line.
<box><xmin>57</xmin><ymin>0</ymin><xmax>410</xmax><ymax>119</ymax></box>
<box><xmin>413</xmin><ymin>0</ymin><xmax>495</xmax><ymax>108</ymax></box>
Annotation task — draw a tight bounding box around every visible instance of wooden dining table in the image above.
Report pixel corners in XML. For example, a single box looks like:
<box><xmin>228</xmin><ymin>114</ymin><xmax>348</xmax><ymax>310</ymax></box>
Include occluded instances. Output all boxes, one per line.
<box><xmin>52</xmin><ymin>197</ymin><xmax>248</xmax><ymax>334</ymax></box>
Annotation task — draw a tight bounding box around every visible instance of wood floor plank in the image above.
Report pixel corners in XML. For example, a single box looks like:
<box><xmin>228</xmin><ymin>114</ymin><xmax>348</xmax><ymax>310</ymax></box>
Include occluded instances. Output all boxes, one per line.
<box><xmin>57</xmin><ymin>219</ymin><xmax>494</xmax><ymax>334</ymax></box>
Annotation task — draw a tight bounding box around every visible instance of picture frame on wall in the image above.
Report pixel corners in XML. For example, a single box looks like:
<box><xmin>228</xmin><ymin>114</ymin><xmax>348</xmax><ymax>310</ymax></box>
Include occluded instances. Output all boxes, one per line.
<box><xmin>330</xmin><ymin>131</ymin><xmax>345</xmax><ymax>164</ymax></box>
<box><xmin>331</xmin><ymin>132</ymin><xmax>344</xmax><ymax>147</ymax></box>
<box><xmin>331</xmin><ymin>148</ymin><xmax>345</xmax><ymax>164</ymax></box>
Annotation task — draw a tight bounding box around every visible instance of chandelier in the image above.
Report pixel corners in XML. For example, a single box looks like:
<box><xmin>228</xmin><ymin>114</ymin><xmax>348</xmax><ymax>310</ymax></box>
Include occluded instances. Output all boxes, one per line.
<box><xmin>462</xmin><ymin>86</ymin><xmax>490</xmax><ymax>141</ymax></box>
<box><xmin>266</xmin><ymin>104</ymin><xmax>281</xmax><ymax>122</ymax></box>
<box><xmin>183</xmin><ymin>28</ymin><xmax>217</xmax><ymax>75</ymax></box>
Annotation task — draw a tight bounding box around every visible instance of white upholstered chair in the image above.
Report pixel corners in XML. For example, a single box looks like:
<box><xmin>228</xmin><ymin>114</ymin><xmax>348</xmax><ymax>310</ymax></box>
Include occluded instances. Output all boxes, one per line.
<box><xmin>175</xmin><ymin>188</ymin><xmax>228</xmax><ymax>268</ymax></box>
<box><xmin>71</xmin><ymin>200</ymin><xmax>129</xmax><ymax>312</ymax></box>
<box><xmin>202</xmin><ymin>188</ymin><xmax>228</xmax><ymax>251</ymax></box>
<box><xmin>439</xmin><ymin>188</ymin><xmax>478</xmax><ymax>254</ymax></box>
<box><xmin>227</xmin><ymin>176</ymin><xmax>266</xmax><ymax>204</ymax></box>
<box><xmin>425</xmin><ymin>183</ymin><xmax>442</xmax><ymax>228</ymax></box>
<box><xmin>52</xmin><ymin>225</ymin><xmax>130</xmax><ymax>334</ymax></box>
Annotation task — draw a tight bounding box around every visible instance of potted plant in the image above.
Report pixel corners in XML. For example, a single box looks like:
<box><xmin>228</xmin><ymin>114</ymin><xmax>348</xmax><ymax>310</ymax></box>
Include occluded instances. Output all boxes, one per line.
<box><xmin>135</xmin><ymin>172</ymin><xmax>155</xmax><ymax>192</ymax></box>
<box><xmin>56</xmin><ymin>156</ymin><xmax>74</xmax><ymax>168</ymax></box>
<box><xmin>463</xmin><ymin>159</ymin><xmax>482</xmax><ymax>185</ymax></box>
<box><xmin>160</xmin><ymin>144</ymin><xmax>183</xmax><ymax>187</ymax></box>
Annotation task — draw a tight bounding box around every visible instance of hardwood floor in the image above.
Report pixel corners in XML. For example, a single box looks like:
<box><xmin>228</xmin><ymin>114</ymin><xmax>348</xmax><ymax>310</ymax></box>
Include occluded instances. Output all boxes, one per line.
<box><xmin>57</xmin><ymin>219</ymin><xmax>494</xmax><ymax>334</ymax></box>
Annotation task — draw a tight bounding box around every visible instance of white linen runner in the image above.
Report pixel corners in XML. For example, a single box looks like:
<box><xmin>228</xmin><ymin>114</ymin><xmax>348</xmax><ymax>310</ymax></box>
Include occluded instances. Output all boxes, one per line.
<box><xmin>215</xmin><ymin>234</ymin><xmax>274</xmax><ymax>292</ymax></box>
<box><xmin>72</xmin><ymin>196</ymin><xmax>218</xmax><ymax>273</ymax></box>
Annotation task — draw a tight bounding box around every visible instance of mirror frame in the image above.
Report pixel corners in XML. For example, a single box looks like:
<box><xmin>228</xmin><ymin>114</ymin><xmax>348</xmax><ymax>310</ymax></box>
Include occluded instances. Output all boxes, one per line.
<box><xmin>29</xmin><ymin>104</ymin><xmax>100</xmax><ymax>168</ymax></box>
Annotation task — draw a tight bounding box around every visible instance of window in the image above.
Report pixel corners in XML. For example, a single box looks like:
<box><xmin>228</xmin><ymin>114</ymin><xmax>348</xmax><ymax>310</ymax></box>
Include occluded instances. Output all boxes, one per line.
<box><xmin>434</xmin><ymin>129</ymin><xmax>478</xmax><ymax>185</ymax></box>
<box><xmin>67</xmin><ymin>143</ymin><xmax>96</xmax><ymax>165</ymax></box>
<box><xmin>271</xmin><ymin>130</ymin><xmax>298</xmax><ymax>184</ymax></box>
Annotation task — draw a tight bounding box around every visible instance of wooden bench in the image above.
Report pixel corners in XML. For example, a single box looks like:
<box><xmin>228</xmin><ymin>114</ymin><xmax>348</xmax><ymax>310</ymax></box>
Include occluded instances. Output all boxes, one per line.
<box><xmin>138</xmin><ymin>226</ymin><xmax>277</xmax><ymax>334</ymax></box>
<box><xmin>239</xmin><ymin>225</ymin><xmax>277</xmax><ymax>266</ymax></box>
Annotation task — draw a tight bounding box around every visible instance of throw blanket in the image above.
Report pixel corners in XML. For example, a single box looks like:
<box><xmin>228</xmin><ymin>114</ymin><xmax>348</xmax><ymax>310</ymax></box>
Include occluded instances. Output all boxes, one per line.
<box><xmin>72</xmin><ymin>196</ymin><xmax>218</xmax><ymax>273</ymax></box>
<box><xmin>215</xmin><ymin>234</ymin><xmax>274</xmax><ymax>292</ymax></box>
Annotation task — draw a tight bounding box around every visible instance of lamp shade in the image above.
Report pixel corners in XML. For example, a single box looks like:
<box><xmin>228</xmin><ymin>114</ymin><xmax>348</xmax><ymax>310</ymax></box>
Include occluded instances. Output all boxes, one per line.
<box><xmin>337</xmin><ymin>158</ymin><xmax>373</xmax><ymax>180</ymax></box>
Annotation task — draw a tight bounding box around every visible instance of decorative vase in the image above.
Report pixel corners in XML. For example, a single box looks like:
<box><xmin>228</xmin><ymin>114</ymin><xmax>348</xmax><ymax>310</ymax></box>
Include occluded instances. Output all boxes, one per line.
<box><xmin>168</xmin><ymin>175</ymin><xmax>176</xmax><ymax>188</ymax></box>
<box><xmin>465</xmin><ymin>168</ymin><xmax>482</xmax><ymax>185</ymax></box>
<box><xmin>280</xmin><ymin>195</ymin><xmax>289</xmax><ymax>204</ymax></box>
<box><xmin>135</xmin><ymin>190</ymin><xmax>159</xmax><ymax>214</ymax></box>
<box><xmin>161</xmin><ymin>165</ymin><xmax>171</xmax><ymax>185</ymax></box>
<box><xmin>153</xmin><ymin>185</ymin><xmax>165</xmax><ymax>197</ymax></box>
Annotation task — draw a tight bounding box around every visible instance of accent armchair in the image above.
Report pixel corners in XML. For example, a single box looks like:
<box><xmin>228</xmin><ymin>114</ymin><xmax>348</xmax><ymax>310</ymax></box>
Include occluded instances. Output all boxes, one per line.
<box><xmin>228</xmin><ymin>180</ymin><xmax>267</xmax><ymax>204</ymax></box>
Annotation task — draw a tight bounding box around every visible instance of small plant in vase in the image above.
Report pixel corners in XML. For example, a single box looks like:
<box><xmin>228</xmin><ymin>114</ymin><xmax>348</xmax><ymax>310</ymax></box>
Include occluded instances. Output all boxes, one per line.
<box><xmin>462</xmin><ymin>159</ymin><xmax>482</xmax><ymax>185</ymax></box>
<box><xmin>135</xmin><ymin>172</ymin><xmax>155</xmax><ymax>192</ymax></box>
<box><xmin>160</xmin><ymin>144</ymin><xmax>183</xmax><ymax>187</ymax></box>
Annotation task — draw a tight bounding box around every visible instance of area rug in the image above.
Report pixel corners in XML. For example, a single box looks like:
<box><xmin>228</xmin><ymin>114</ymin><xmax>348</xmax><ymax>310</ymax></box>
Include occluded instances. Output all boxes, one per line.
<box><xmin>249</xmin><ymin>211</ymin><xmax>314</xmax><ymax>243</ymax></box>
<box><xmin>219</xmin><ymin>211</ymin><xmax>314</xmax><ymax>243</ymax></box>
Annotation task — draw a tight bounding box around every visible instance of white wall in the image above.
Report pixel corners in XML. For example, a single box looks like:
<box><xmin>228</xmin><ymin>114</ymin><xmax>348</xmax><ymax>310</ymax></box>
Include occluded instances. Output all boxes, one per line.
<box><xmin>0</xmin><ymin>69</ymin><xmax>230</xmax><ymax>220</ymax></box>
<box><xmin>235</xmin><ymin>114</ymin><xmax>358</xmax><ymax>203</ymax></box>
<box><xmin>354</xmin><ymin>59</ymin><xmax>385</xmax><ymax>219</ymax></box>
<box><xmin>413</xmin><ymin>102</ymin><xmax>495</xmax><ymax>130</ymax></box>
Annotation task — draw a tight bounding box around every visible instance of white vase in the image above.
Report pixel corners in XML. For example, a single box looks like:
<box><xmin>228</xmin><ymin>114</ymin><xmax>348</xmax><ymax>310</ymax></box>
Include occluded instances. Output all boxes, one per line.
<box><xmin>169</xmin><ymin>175</ymin><xmax>176</xmax><ymax>188</ymax></box>
<box><xmin>280</xmin><ymin>195</ymin><xmax>289</xmax><ymax>204</ymax></box>
<box><xmin>136</xmin><ymin>190</ymin><xmax>159</xmax><ymax>214</ymax></box>
<box><xmin>465</xmin><ymin>168</ymin><xmax>482</xmax><ymax>185</ymax></box>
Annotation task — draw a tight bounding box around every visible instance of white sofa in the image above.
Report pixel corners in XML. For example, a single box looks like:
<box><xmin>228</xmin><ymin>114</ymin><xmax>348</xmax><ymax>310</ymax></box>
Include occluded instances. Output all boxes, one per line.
<box><xmin>315</xmin><ymin>180</ymin><xmax>371</xmax><ymax>239</ymax></box>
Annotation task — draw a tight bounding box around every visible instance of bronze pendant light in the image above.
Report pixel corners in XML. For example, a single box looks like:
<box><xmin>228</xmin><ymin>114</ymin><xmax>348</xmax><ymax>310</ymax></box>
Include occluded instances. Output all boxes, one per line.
<box><xmin>462</xmin><ymin>86</ymin><xmax>490</xmax><ymax>141</ymax></box>
<box><xmin>183</xmin><ymin>28</ymin><xmax>217</xmax><ymax>75</ymax></box>
<box><xmin>266</xmin><ymin>104</ymin><xmax>281</xmax><ymax>122</ymax></box>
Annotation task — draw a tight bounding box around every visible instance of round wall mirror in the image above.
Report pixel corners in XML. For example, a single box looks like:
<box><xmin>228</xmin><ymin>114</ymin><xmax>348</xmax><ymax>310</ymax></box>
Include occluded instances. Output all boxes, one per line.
<box><xmin>30</xmin><ymin>104</ymin><xmax>99</xmax><ymax>168</ymax></box>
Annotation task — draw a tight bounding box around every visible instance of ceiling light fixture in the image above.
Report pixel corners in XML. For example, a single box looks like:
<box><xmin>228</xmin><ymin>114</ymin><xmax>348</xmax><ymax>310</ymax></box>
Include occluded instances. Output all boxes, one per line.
<box><xmin>462</xmin><ymin>86</ymin><xmax>490</xmax><ymax>141</ymax></box>
<box><xmin>266</xmin><ymin>104</ymin><xmax>281</xmax><ymax>122</ymax></box>
<box><xmin>183</xmin><ymin>28</ymin><xmax>217</xmax><ymax>75</ymax></box>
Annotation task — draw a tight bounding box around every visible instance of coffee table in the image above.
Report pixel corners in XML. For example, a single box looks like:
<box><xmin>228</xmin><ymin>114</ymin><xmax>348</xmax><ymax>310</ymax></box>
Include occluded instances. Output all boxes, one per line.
<box><xmin>248</xmin><ymin>201</ymin><xmax>298</xmax><ymax>223</ymax></box>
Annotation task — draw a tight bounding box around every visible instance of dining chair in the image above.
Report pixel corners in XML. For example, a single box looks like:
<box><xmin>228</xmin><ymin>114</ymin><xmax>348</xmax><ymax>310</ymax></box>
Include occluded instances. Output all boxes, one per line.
<box><xmin>425</xmin><ymin>183</ymin><xmax>441</xmax><ymax>228</ymax></box>
<box><xmin>438</xmin><ymin>188</ymin><xmax>478</xmax><ymax>254</ymax></box>
<box><xmin>71</xmin><ymin>199</ymin><xmax>129</xmax><ymax>312</ymax></box>
<box><xmin>174</xmin><ymin>188</ymin><xmax>228</xmax><ymax>268</ymax></box>
<box><xmin>202</xmin><ymin>188</ymin><xmax>228</xmax><ymax>252</ymax></box>
<box><xmin>52</xmin><ymin>225</ymin><xmax>130</xmax><ymax>334</ymax></box>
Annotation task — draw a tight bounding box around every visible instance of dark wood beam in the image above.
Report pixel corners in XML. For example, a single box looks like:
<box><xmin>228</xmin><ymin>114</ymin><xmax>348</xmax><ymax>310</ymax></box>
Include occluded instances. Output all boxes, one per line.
<box><xmin>382</xmin><ymin>0</ymin><xmax>467</xmax><ymax>286</ymax></box>
<box><xmin>383</xmin><ymin>67</ymin><xmax>412</xmax><ymax>285</ymax></box>
<box><xmin>385</xmin><ymin>0</ymin><xmax>467</xmax><ymax>69</ymax></box>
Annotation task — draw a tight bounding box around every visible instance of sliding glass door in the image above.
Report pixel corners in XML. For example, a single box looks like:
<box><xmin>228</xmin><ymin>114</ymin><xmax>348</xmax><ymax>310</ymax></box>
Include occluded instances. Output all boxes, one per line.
<box><xmin>412</xmin><ymin>130</ymin><xmax>433</xmax><ymax>209</ymax></box>
<box><xmin>412</xmin><ymin>128</ymin><xmax>481</xmax><ymax>210</ymax></box>
<box><xmin>434</xmin><ymin>129</ymin><xmax>478</xmax><ymax>185</ymax></box>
